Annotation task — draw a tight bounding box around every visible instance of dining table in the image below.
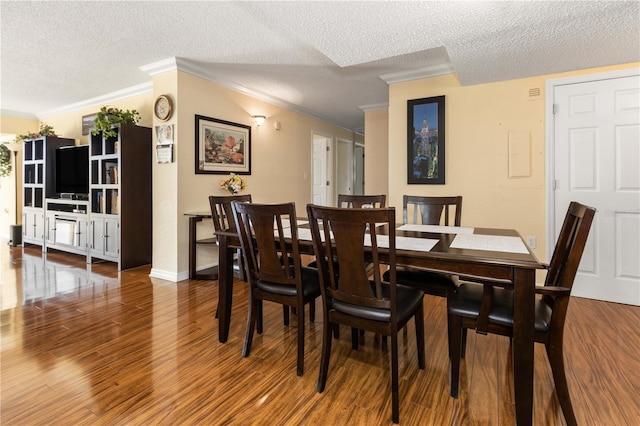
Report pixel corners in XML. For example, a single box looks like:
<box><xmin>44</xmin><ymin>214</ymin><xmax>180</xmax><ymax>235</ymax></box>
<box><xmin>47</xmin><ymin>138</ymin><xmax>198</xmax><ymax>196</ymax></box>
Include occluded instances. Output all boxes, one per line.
<box><xmin>214</xmin><ymin>220</ymin><xmax>544</xmax><ymax>426</ymax></box>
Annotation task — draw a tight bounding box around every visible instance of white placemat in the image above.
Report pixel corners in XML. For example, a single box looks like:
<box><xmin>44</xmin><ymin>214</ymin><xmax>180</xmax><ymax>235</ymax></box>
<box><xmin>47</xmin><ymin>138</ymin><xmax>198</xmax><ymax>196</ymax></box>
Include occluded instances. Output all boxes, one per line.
<box><xmin>364</xmin><ymin>235</ymin><xmax>438</xmax><ymax>252</ymax></box>
<box><xmin>277</xmin><ymin>219</ymin><xmax>308</xmax><ymax>229</ymax></box>
<box><xmin>397</xmin><ymin>224</ymin><xmax>474</xmax><ymax>234</ymax></box>
<box><xmin>283</xmin><ymin>227</ymin><xmax>329</xmax><ymax>241</ymax></box>
<box><xmin>450</xmin><ymin>233</ymin><xmax>529</xmax><ymax>254</ymax></box>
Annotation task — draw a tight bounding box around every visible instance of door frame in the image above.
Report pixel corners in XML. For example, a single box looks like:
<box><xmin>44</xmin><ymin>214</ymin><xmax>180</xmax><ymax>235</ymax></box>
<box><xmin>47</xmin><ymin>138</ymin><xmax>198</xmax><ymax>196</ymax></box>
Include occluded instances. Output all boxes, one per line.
<box><xmin>545</xmin><ymin>67</ymin><xmax>640</xmax><ymax>258</ymax></box>
<box><xmin>335</xmin><ymin>137</ymin><xmax>354</xmax><ymax>200</ymax></box>
<box><xmin>311</xmin><ymin>131</ymin><xmax>334</xmax><ymax>207</ymax></box>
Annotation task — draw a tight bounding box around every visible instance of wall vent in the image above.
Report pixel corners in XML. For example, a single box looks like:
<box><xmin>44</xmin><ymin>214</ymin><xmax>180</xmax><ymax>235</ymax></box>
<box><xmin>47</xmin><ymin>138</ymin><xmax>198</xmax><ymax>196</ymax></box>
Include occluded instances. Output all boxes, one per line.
<box><xmin>526</xmin><ymin>87</ymin><xmax>543</xmax><ymax>100</ymax></box>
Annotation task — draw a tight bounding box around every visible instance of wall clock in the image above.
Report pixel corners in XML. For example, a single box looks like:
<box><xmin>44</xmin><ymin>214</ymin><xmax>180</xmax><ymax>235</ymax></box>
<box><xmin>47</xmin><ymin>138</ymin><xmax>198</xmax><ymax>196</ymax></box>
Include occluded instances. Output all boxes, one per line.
<box><xmin>154</xmin><ymin>95</ymin><xmax>173</xmax><ymax>121</ymax></box>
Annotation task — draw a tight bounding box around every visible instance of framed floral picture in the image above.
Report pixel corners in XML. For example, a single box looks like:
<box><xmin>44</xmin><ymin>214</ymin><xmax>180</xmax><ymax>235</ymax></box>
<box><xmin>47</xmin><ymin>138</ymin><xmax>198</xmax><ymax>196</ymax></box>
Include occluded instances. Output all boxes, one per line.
<box><xmin>195</xmin><ymin>114</ymin><xmax>251</xmax><ymax>175</ymax></box>
<box><xmin>407</xmin><ymin>96</ymin><xmax>445</xmax><ymax>184</ymax></box>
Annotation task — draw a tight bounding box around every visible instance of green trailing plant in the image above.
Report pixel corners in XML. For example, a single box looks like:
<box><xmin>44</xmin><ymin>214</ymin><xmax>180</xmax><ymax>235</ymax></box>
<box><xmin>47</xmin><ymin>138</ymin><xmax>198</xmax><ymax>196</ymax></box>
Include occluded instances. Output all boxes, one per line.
<box><xmin>14</xmin><ymin>123</ymin><xmax>57</xmax><ymax>144</ymax></box>
<box><xmin>92</xmin><ymin>106</ymin><xmax>141</xmax><ymax>138</ymax></box>
<box><xmin>0</xmin><ymin>143</ymin><xmax>12</xmax><ymax>177</ymax></box>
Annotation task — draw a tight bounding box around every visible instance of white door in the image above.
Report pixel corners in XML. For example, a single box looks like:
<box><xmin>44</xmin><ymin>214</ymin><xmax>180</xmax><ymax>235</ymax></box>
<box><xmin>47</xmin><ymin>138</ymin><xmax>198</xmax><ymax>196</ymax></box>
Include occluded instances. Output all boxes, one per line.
<box><xmin>551</xmin><ymin>71</ymin><xmax>640</xmax><ymax>305</ymax></box>
<box><xmin>336</xmin><ymin>138</ymin><xmax>353</xmax><ymax>198</ymax></box>
<box><xmin>354</xmin><ymin>144</ymin><xmax>365</xmax><ymax>196</ymax></box>
<box><xmin>312</xmin><ymin>133</ymin><xmax>332</xmax><ymax>206</ymax></box>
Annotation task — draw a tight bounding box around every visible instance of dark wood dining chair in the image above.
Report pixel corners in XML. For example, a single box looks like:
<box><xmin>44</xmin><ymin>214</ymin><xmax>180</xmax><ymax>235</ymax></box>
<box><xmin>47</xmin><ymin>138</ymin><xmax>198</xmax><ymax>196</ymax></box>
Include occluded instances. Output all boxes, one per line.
<box><xmin>232</xmin><ymin>201</ymin><xmax>321</xmax><ymax>376</ymax></box>
<box><xmin>337</xmin><ymin>194</ymin><xmax>386</xmax><ymax>208</ymax></box>
<box><xmin>208</xmin><ymin>194</ymin><xmax>252</xmax><ymax>281</ymax></box>
<box><xmin>307</xmin><ymin>204</ymin><xmax>425</xmax><ymax>424</ymax></box>
<box><xmin>383</xmin><ymin>195</ymin><xmax>463</xmax><ymax>301</ymax></box>
<box><xmin>447</xmin><ymin>201</ymin><xmax>596</xmax><ymax>426</ymax></box>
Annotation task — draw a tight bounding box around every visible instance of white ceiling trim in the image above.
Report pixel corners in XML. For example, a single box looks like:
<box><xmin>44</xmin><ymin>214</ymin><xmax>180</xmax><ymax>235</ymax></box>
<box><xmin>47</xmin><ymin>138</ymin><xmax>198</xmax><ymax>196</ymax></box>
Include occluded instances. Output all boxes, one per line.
<box><xmin>359</xmin><ymin>103</ymin><xmax>389</xmax><ymax>112</ymax></box>
<box><xmin>380</xmin><ymin>63</ymin><xmax>455</xmax><ymax>84</ymax></box>
<box><xmin>143</xmin><ymin>57</ymin><xmax>358</xmax><ymax>133</ymax></box>
<box><xmin>139</xmin><ymin>57</ymin><xmax>179</xmax><ymax>76</ymax></box>
<box><xmin>0</xmin><ymin>109</ymin><xmax>38</xmax><ymax>120</ymax></box>
<box><xmin>37</xmin><ymin>82</ymin><xmax>153</xmax><ymax>119</ymax></box>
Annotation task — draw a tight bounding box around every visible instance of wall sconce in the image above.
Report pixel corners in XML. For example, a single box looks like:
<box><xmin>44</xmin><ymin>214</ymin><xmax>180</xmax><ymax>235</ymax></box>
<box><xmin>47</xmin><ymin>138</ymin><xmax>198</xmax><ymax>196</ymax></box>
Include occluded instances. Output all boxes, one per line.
<box><xmin>252</xmin><ymin>115</ymin><xmax>266</xmax><ymax>126</ymax></box>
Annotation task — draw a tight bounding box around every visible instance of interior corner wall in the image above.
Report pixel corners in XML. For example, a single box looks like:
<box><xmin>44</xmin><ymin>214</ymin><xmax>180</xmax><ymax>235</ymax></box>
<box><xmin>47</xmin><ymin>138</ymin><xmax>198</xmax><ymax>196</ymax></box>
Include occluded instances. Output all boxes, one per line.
<box><xmin>363</xmin><ymin>108</ymin><xmax>389</xmax><ymax>198</ymax></box>
<box><xmin>172</xmin><ymin>71</ymin><xmax>357</xmax><ymax>280</ymax></box>
<box><xmin>0</xmin><ymin>115</ymin><xmax>38</xmax><ymax>234</ymax></box>
<box><xmin>388</xmin><ymin>62</ymin><xmax>639</xmax><ymax>261</ymax></box>
<box><xmin>150</xmin><ymin>71</ymin><xmax>180</xmax><ymax>280</ymax></box>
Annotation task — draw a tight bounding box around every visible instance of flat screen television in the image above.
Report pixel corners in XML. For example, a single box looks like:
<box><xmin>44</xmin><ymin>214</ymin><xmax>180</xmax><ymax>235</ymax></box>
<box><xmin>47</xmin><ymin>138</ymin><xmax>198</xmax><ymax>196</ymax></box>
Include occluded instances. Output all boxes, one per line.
<box><xmin>55</xmin><ymin>145</ymin><xmax>89</xmax><ymax>197</ymax></box>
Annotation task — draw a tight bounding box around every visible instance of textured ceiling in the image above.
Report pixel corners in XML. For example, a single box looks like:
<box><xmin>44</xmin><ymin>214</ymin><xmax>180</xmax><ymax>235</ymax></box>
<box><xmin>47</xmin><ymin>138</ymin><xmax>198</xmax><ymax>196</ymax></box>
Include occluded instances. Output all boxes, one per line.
<box><xmin>1</xmin><ymin>1</ymin><xmax>639</xmax><ymax>133</ymax></box>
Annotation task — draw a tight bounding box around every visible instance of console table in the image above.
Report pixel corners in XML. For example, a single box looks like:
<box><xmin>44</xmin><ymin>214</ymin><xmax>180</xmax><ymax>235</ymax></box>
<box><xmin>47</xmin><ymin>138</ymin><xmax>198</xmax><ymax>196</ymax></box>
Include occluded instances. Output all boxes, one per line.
<box><xmin>184</xmin><ymin>211</ymin><xmax>218</xmax><ymax>280</ymax></box>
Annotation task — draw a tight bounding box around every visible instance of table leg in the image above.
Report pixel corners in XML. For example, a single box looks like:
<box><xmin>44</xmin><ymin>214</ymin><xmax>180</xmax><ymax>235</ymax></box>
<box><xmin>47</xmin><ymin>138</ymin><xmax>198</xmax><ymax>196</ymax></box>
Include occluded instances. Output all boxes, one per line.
<box><xmin>217</xmin><ymin>234</ymin><xmax>234</xmax><ymax>343</ymax></box>
<box><xmin>512</xmin><ymin>267</ymin><xmax>536</xmax><ymax>426</ymax></box>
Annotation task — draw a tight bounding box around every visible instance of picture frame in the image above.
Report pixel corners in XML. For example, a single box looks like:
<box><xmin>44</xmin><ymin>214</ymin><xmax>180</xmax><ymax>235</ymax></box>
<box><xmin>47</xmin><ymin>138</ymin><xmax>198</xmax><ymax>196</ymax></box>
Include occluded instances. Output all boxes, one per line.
<box><xmin>407</xmin><ymin>95</ymin><xmax>445</xmax><ymax>184</ymax></box>
<box><xmin>82</xmin><ymin>113</ymin><xmax>98</xmax><ymax>136</ymax></box>
<box><xmin>195</xmin><ymin>115</ymin><xmax>251</xmax><ymax>175</ymax></box>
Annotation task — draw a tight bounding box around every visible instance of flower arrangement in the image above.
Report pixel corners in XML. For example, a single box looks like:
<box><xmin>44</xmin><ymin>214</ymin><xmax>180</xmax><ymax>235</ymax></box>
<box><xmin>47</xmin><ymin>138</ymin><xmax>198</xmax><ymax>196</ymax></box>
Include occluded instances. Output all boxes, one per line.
<box><xmin>220</xmin><ymin>173</ymin><xmax>247</xmax><ymax>194</ymax></box>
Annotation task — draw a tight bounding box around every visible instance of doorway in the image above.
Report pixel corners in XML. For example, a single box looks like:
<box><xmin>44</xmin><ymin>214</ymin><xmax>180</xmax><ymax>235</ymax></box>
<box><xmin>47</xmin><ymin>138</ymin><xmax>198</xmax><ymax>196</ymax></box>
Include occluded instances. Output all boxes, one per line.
<box><xmin>547</xmin><ymin>68</ymin><xmax>640</xmax><ymax>305</ymax></box>
<box><xmin>354</xmin><ymin>143</ymin><xmax>364</xmax><ymax>195</ymax></box>
<box><xmin>336</xmin><ymin>138</ymin><xmax>354</xmax><ymax>198</ymax></box>
<box><xmin>311</xmin><ymin>132</ymin><xmax>333</xmax><ymax>206</ymax></box>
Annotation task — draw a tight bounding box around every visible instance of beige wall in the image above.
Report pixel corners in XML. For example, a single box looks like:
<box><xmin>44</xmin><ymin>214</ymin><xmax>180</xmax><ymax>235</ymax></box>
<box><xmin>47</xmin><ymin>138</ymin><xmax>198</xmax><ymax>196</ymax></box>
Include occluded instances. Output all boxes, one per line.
<box><xmin>0</xmin><ymin>115</ymin><xmax>39</xmax><ymax>237</ymax></box>
<box><xmin>384</xmin><ymin>62</ymin><xmax>640</xmax><ymax>261</ymax></box>
<box><xmin>153</xmin><ymin>71</ymin><xmax>362</xmax><ymax>279</ymax></box>
<box><xmin>40</xmin><ymin>94</ymin><xmax>154</xmax><ymax>144</ymax></box>
<box><xmin>2</xmin><ymin>72</ymin><xmax>359</xmax><ymax>279</ymax></box>
<box><xmin>363</xmin><ymin>108</ymin><xmax>389</xmax><ymax>198</ymax></box>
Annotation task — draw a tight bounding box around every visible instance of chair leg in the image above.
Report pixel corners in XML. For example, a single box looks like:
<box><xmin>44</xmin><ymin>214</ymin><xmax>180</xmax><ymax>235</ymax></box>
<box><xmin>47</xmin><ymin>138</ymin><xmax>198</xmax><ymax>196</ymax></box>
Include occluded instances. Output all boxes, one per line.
<box><xmin>317</xmin><ymin>316</ymin><xmax>333</xmax><ymax>392</ymax></box>
<box><xmin>257</xmin><ymin>300</ymin><xmax>263</xmax><ymax>334</ymax></box>
<box><xmin>297</xmin><ymin>304</ymin><xmax>305</xmax><ymax>376</ymax></box>
<box><xmin>242</xmin><ymin>297</ymin><xmax>259</xmax><ymax>357</ymax></box>
<box><xmin>351</xmin><ymin>327</ymin><xmax>359</xmax><ymax>350</ymax></box>
<box><xmin>415</xmin><ymin>301</ymin><xmax>426</xmax><ymax>369</ymax></box>
<box><xmin>236</xmin><ymin>248</ymin><xmax>247</xmax><ymax>281</ymax></box>
<box><xmin>461</xmin><ymin>328</ymin><xmax>468</xmax><ymax>359</ymax></box>
<box><xmin>309</xmin><ymin>299</ymin><xmax>315</xmax><ymax>322</ymax></box>
<box><xmin>547</xmin><ymin>336</ymin><xmax>577</xmax><ymax>426</ymax></box>
<box><xmin>283</xmin><ymin>305</ymin><xmax>290</xmax><ymax>326</ymax></box>
<box><xmin>448</xmin><ymin>313</ymin><xmax>463</xmax><ymax>398</ymax></box>
<box><xmin>391</xmin><ymin>330</ymin><xmax>400</xmax><ymax>424</ymax></box>
<box><xmin>332</xmin><ymin>324</ymin><xmax>340</xmax><ymax>339</ymax></box>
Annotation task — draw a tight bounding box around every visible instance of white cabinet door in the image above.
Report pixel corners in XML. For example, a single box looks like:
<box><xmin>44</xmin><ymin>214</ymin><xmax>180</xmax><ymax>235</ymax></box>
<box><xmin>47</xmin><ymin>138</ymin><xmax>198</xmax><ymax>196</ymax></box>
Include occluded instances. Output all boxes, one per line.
<box><xmin>45</xmin><ymin>213</ymin><xmax>56</xmax><ymax>245</ymax></box>
<box><xmin>103</xmin><ymin>218</ymin><xmax>119</xmax><ymax>259</ymax></box>
<box><xmin>89</xmin><ymin>217</ymin><xmax>119</xmax><ymax>261</ymax></box>
<box><xmin>23</xmin><ymin>208</ymin><xmax>44</xmax><ymax>246</ymax></box>
<box><xmin>75</xmin><ymin>217</ymin><xmax>88</xmax><ymax>250</ymax></box>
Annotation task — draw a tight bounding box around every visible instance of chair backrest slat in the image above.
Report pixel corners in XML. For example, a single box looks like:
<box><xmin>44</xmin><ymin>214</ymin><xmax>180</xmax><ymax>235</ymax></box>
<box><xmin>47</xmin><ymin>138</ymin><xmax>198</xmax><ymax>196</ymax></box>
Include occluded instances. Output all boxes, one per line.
<box><xmin>337</xmin><ymin>194</ymin><xmax>386</xmax><ymax>208</ymax></box>
<box><xmin>402</xmin><ymin>195</ymin><xmax>462</xmax><ymax>226</ymax></box>
<box><xmin>232</xmin><ymin>201</ymin><xmax>300</xmax><ymax>286</ymax></box>
<box><xmin>307</xmin><ymin>204</ymin><xmax>396</xmax><ymax>311</ymax></box>
<box><xmin>209</xmin><ymin>194</ymin><xmax>252</xmax><ymax>234</ymax></box>
<box><xmin>545</xmin><ymin>201</ymin><xmax>596</xmax><ymax>291</ymax></box>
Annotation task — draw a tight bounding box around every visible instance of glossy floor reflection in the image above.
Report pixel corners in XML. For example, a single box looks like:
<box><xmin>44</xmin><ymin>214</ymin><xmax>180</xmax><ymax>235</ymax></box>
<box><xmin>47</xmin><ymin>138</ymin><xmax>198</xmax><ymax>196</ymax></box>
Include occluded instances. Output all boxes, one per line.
<box><xmin>1</xmin><ymin>245</ymin><xmax>639</xmax><ymax>425</ymax></box>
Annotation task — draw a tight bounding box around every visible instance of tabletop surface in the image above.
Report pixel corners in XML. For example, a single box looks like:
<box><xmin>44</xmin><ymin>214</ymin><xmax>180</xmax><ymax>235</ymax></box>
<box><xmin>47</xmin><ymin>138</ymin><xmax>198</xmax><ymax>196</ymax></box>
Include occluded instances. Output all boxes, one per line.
<box><xmin>216</xmin><ymin>220</ymin><xmax>544</xmax><ymax>271</ymax></box>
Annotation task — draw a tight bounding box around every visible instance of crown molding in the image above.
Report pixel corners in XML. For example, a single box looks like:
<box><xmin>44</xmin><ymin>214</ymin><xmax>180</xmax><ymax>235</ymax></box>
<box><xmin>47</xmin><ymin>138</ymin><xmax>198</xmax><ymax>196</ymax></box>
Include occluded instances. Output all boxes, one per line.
<box><xmin>380</xmin><ymin>63</ymin><xmax>455</xmax><ymax>84</ymax></box>
<box><xmin>359</xmin><ymin>103</ymin><xmax>389</xmax><ymax>112</ymax></box>
<box><xmin>139</xmin><ymin>57</ymin><xmax>179</xmax><ymax>76</ymax></box>
<box><xmin>143</xmin><ymin>57</ymin><xmax>358</xmax><ymax>132</ymax></box>
<box><xmin>0</xmin><ymin>109</ymin><xmax>39</xmax><ymax>120</ymax></box>
<box><xmin>37</xmin><ymin>82</ymin><xmax>153</xmax><ymax>118</ymax></box>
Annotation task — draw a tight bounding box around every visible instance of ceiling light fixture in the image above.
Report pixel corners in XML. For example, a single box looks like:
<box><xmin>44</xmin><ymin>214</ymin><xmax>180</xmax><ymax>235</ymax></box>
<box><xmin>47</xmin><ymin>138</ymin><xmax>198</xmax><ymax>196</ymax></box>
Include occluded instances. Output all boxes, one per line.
<box><xmin>252</xmin><ymin>115</ymin><xmax>266</xmax><ymax>126</ymax></box>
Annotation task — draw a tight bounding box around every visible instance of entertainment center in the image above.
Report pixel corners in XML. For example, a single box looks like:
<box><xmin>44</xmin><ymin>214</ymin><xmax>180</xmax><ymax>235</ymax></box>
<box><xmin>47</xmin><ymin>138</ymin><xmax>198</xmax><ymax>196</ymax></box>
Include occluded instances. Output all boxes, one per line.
<box><xmin>22</xmin><ymin>124</ymin><xmax>152</xmax><ymax>270</ymax></box>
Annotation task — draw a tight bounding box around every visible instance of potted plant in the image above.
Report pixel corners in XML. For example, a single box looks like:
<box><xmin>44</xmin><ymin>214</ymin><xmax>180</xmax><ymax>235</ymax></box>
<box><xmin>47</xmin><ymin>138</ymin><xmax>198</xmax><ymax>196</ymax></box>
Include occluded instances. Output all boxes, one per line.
<box><xmin>13</xmin><ymin>123</ymin><xmax>57</xmax><ymax>144</ymax></box>
<box><xmin>0</xmin><ymin>143</ymin><xmax>12</xmax><ymax>177</ymax></box>
<box><xmin>92</xmin><ymin>106</ymin><xmax>141</xmax><ymax>138</ymax></box>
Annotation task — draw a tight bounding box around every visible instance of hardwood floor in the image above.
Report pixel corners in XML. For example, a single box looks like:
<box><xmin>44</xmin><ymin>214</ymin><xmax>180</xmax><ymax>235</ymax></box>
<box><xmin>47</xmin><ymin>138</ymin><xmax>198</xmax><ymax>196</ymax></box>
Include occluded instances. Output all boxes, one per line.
<box><xmin>2</xmin><ymin>246</ymin><xmax>639</xmax><ymax>425</ymax></box>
